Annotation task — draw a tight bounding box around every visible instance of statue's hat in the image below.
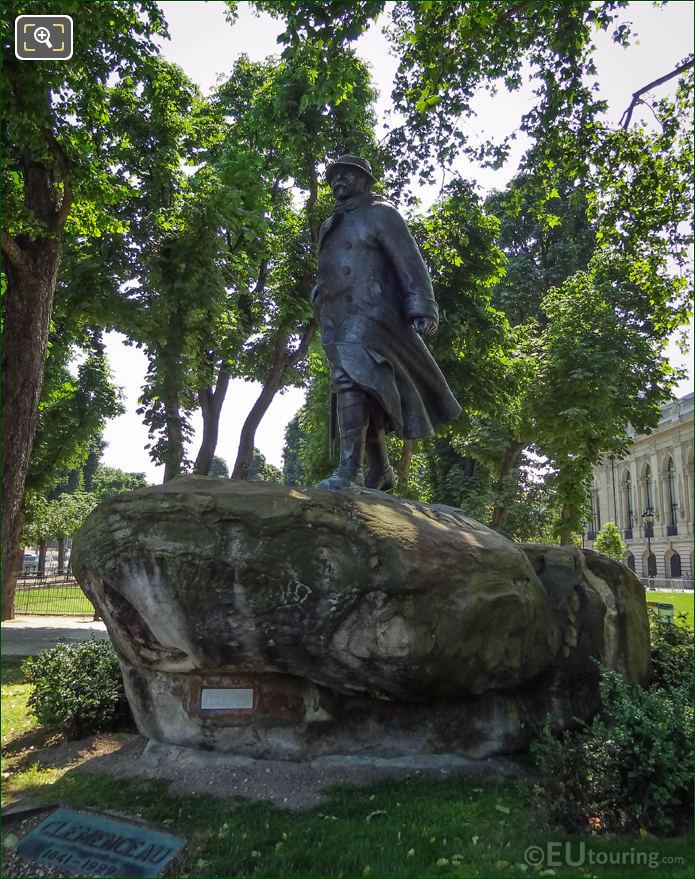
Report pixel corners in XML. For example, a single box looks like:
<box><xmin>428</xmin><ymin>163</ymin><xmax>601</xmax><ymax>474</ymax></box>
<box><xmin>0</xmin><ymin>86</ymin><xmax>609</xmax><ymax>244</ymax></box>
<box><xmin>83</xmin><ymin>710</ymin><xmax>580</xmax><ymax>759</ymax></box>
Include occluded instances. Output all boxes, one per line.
<box><xmin>326</xmin><ymin>155</ymin><xmax>376</xmax><ymax>184</ymax></box>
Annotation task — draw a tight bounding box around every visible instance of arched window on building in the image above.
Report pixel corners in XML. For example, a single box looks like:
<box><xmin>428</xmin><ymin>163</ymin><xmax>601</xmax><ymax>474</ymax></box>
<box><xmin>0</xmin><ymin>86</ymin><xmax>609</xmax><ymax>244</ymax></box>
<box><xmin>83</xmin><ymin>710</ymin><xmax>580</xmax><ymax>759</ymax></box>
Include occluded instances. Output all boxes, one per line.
<box><xmin>667</xmin><ymin>551</ymin><xmax>682</xmax><ymax>579</ymax></box>
<box><xmin>645</xmin><ymin>464</ymin><xmax>654</xmax><ymax>509</ymax></box>
<box><xmin>642</xmin><ymin>463</ymin><xmax>655</xmax><ymax>537</ymax></box>
<box><xmin>624</xmin><ymin>552</ymin><xmax>635</xmax><ymax>573</ymax></box>
<box><xmin>588</xmin><ymin>478</ymin><xmax>601</xmax><ymax>539</ymax></box>
<box><xmin>645</xmin><ymin>551</ymin><xmax>657</xmax><ymax>578</ymax></box>
<box><xmin>624</xmin><ymin>470</ymin><xmax>634</xmax><ymax>539</ymax></box>
<box><xmin>666</xmin><ymin>457</ymin><xmax>678</xmax><ymax>535</ymax></box>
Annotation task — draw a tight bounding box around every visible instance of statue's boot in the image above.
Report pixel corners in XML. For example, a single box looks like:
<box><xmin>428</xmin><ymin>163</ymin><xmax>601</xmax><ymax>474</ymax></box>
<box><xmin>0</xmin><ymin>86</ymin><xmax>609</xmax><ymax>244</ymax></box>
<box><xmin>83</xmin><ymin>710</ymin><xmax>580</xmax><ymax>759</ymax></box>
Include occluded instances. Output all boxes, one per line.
<box><xmin>364</xmin><ymin>406</ymin><xmax>396</xmax><ymax>492</ymax></box>
<box><xmin>317</xmin><ymin>389</ymin><xmax>369</xmax><ymax>489</ymax></box>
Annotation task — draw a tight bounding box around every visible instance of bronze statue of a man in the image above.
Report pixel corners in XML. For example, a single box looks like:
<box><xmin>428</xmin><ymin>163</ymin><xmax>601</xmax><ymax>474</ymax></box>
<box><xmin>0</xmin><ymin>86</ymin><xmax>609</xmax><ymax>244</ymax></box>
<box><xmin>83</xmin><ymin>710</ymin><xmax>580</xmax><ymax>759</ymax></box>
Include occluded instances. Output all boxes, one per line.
<box><xmin>311</xmin><ymin>155</ymin><xmax>461</xmax><ymax>490</ymax></box>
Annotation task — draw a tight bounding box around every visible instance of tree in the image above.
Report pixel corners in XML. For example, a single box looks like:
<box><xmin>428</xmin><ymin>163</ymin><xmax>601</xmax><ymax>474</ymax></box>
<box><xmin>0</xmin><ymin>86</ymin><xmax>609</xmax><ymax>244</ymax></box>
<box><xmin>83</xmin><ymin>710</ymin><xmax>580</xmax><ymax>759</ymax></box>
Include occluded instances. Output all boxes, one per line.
<box><xmin>53</xmin><ymin>492</ymin><xmax>101</xmax><ymax>540</ymax></box>
<box><xmin>247</xmin><ymin>449</ymin><xmax>282</xmax><ymax>484</ymax></box>
<box><xmin>27</xmin><ymin>340</ymin><xmax>124</xmax><ymax>498</ymax></box>
<box><xmin>130</xmin><ymin>97</ymin><xmax>273</xmax><ymax>480</ymax></box>
<box><xmin>23</xmin><ymin>462</ymin><xmax>146</xmax><ymax>581</ymax></box>
<box><xmin>91</xmin><ymin>466</ymin><xmax>148</xmax><ymax>500</ymax></box>
<box><xmin>1</xmin><ymin>0</ymin><xmax>168</xmax><ymax>614</ymax></box>
<box><xmin>452</xmin><ymin>121</ymin><xmax>691</xmax><ymax>543</ymax></box>
<box><xmin>282</xmin><ymin>414</ymin><xmax>305</xmax><ymax>486</ymax></box>
<box><xmin>527</xmin><ymin>249</ymin><xmax>683</xmax><ymax>542</ymax></box>
<box><xmin>23</xmin><ymin>491</ymin><xmax>100</xmax><ymax>574</ymax></box>
<box><xmin>208</xmin><ymin>457</ymin><xmax>230</xmax><ymax>479</ymax></box>
<box><xmin>42</xmin><ymin>44</ymin><xmax>340</xmax><ymax>488</ymax></box>
<box><xmin>594</xmin><ymin>520</ymin><xmax>626</xmax><ymax>562</ymax></box>
<box><xmin>260</xmin><ymin>1</ymin><xmax>692</xmax><ymax>544</ymax></box>
<box><xmin>79</xmin><ymin>58</ymin><xmax>230</xmax><ymax>482</ymax></box>
<box><xmin>412</xmin><ymin>180</ymin><xmax>508</xmax><ymax>416</ymax></box>
<box><xmin>280</xmin><ymin>344</ymin><xmax>334</xmax><ymax>487</ymax></box>
<box><xmin>253</xmin><ymin>3</ymin><xmax>667</xmax><ymax>192</ymax></box>
<box><xmin>212</xmin><ymin>44</ymin><xmax>380</xmax><ymax>479</ymax></box>
<box><xmin>6</xmin><ymin>315</ymin><xmax>123</xmax><ymax>614</ymax></box>
<box><xmin>471</xmin><ymin>179</ymin><xmax>598</xmax><ymax>534</ymax></box>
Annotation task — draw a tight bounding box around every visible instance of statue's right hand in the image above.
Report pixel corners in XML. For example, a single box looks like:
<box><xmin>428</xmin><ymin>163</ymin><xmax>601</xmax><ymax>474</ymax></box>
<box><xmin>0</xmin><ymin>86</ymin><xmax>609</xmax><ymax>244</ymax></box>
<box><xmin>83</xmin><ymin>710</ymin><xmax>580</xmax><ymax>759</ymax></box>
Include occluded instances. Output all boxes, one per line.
<box><xmin>412</xmin><ymin>317</ymin><xmax>437</xmax><ymax>337</ymax></box>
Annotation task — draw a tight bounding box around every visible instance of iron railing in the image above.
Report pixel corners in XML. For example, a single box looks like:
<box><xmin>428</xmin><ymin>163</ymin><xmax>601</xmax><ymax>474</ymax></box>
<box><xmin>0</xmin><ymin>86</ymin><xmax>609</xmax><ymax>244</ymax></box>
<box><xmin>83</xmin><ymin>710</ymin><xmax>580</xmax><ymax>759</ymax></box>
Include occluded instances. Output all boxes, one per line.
<box><xmin>639</xmin><ymin>577</ymin><xmax>693</xmax><ymax>592</ymax></box>
<box><xmin>15</xmin><ymin>569</ymin><xmax>95</xmax><ymax>617</ymax></box>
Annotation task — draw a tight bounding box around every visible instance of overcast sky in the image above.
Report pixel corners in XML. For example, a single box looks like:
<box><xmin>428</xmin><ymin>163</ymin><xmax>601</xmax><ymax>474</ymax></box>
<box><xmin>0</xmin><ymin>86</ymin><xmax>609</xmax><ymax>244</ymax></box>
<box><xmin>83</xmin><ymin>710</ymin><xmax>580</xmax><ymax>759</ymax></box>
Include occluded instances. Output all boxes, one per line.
<box><xmin>100</xmin><ymin>0</ymin><xmax>694</xmax><ymax>482</ymax></box>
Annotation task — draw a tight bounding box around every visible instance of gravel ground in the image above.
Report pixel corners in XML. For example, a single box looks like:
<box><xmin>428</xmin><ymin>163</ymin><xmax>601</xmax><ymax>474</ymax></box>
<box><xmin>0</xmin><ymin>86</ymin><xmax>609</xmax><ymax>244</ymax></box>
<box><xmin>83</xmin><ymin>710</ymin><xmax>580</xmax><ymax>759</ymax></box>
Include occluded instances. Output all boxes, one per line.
<box><xmin>2</xmin><ymin>732</ymin><xmax>527</xmax><ymax>877</ymax></box>
<box><xmin>91</xmin><ymin>737</ymin><xmax>526</xmax><ymax>809</ymax></box>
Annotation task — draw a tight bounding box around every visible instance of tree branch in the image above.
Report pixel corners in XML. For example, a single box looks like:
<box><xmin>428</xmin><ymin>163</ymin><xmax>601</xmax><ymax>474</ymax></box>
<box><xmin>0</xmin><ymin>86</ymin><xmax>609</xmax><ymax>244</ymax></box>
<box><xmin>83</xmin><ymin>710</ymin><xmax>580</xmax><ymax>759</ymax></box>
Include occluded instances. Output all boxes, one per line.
<box><xmin>212</xmin><ymin>365</ymin><xmax>231</xmax><ymax>406</ymax></box>
<box><xmin>620</xmin><ymin>57</ymin><xmax>694</xmax><ymax>130</ymax></box>
<box><xmin>288</xmin><ymin>319</ymin><xmax>317</xmax><ymax>367</ymax></box>
<box><xmin>1</xmin><ymin>230</ymin><xmax>25</xmax><ymax>269</ymax></box>
<box><xmin>43</xmin><ymin>128</ymin><xmax>74</xmax><ymax>227</ymax></box>
<box><xmin>499</xmin><ymin>2</ymin><xmax>534</xmax><ymax>23</ymax></box>
<box><xmin>225</xmin><ymin>229</ymin><xmax>244</xmax><ymax>257</ymax></box>
<box><xmin>305</xmin><ymin>166</ymin><xmax>320</xmax><ymax>245</ymax></box>
<box><xmin>252</xmin><ymin>256</ymin><xmax>270</xmax><ymax>297</ymax></box>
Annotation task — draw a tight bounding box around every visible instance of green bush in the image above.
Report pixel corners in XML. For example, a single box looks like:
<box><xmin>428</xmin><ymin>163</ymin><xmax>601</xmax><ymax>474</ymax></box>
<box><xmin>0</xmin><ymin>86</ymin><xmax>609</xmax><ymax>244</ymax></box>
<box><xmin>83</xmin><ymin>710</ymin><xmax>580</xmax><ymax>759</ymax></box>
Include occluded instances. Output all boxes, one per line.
<box><xmin>649</xmin><ymin>610</ymin><xmax>694</xmax><ymax>691</ymax></box>
<box><xmin>22</xmin><ymin>640</ymin><xmax>133</xmax><ymax>739</ymax></box>
<box><xmin>532</xmin><ymin>614</ymin><xmax>694</xmax><ymax>835</ymax></box>
<box><xmin>593</xmin><ymin>520</ymin><xmax>625</xmax><ymax>561</ymax></box>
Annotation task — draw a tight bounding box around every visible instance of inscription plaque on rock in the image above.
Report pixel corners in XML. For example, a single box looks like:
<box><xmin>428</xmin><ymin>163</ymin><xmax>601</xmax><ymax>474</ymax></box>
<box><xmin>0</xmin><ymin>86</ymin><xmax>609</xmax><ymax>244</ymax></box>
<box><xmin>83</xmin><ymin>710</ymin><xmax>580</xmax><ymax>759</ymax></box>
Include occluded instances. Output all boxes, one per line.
<box><xmin>201</xmin><ymin>687</ymin><xmax>254</xmax><ymax>710</ymax></box>
<box><xmin>16</xmin><ymin>807</ymin><xmax>186</xmax><ymax>878</ymax></box>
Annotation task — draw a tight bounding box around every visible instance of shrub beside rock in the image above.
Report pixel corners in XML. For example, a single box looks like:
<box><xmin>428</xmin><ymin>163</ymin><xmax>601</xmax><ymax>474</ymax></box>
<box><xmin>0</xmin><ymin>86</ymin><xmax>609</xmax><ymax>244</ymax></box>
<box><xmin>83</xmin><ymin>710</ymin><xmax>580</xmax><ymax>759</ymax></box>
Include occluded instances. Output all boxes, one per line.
<box><xmin>23</xmin><ymin>639</ymin><xmax>133</xmax><ymax>739</ymax></box>
<box><xmin>532</xmin><ymin>612</ymin><xmax>694</xmax><ymax>835</ymax></box>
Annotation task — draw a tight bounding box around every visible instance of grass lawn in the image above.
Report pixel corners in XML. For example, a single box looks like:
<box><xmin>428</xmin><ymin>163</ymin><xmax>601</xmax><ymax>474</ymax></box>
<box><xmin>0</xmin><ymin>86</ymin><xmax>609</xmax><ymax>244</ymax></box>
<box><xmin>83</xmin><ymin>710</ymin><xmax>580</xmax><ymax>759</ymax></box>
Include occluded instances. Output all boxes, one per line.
<box><xmin>13</xmin><ymin>583</ymin><xmax>94</xmax><ymax>616</ymax></box>
<box><xmin>2</xmin><ymin>768</ymin><xmax>691</xmax><ymax>879</ymax></box>
<box><xmin>645</xmin><ymin>591</ymin><xmax>694</xmax><ymax>628</ymax></box>
<box><xmin>2</xmin><ymin>657</ymin><xmax>692</xmax><ymax>879</ymax></box>
<box><xmin>1</xmin><ymin>656</ymin><xmax>39</xmax><ymax>749</ymax></box>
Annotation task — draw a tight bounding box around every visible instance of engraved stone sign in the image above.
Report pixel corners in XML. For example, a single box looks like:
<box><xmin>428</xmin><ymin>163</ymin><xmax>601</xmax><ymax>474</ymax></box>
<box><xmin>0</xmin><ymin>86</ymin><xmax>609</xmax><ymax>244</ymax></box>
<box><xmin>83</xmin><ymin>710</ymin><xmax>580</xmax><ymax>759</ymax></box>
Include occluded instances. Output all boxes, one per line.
<box><xmin>201</xmin><ymin>687</ymin><xmax>254</xmax><ymax>710</ymax></box>
<box><xmin>16</xmin><ymin>807</ymin><xmax>186</xmax><ymax>878</ymax></box>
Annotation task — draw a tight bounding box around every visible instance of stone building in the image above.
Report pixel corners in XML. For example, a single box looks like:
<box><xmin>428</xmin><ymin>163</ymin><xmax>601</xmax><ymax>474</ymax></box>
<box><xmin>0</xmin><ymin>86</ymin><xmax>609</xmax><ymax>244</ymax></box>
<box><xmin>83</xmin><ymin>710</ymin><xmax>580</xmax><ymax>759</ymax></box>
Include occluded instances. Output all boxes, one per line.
<box><xmin>586</xmin><ymin>392</ymin><xmax>693</xmax><ymax>582</ymax></box>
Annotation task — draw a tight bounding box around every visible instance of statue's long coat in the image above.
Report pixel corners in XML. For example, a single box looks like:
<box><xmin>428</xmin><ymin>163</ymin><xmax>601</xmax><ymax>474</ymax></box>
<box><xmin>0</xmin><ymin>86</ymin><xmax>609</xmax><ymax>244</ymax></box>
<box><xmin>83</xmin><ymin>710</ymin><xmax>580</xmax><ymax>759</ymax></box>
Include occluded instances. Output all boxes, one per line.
<box><xmin>312</xmin><ymin>193</ymin><xmax>461</xmax><ymax>438</ymax></box>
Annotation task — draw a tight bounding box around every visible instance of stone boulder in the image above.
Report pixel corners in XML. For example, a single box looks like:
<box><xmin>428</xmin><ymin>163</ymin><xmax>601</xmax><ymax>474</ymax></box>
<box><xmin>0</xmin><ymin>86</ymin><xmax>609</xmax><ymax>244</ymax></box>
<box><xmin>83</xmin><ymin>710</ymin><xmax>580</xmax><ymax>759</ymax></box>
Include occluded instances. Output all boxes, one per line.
<box><xmin>72</xmin><ymin>478</ymin><xmax>650</xmax><ymax>760</ymax></box>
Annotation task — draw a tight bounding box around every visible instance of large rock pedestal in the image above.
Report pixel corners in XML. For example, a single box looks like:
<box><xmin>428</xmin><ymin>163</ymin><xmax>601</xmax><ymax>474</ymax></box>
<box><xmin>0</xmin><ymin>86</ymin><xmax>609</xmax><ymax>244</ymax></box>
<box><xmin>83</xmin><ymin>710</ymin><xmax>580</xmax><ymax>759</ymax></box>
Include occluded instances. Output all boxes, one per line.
<box><xmin>72</xmin><ymin>478</ymin><xmax>650</xmax><ymax>760</ymax></box>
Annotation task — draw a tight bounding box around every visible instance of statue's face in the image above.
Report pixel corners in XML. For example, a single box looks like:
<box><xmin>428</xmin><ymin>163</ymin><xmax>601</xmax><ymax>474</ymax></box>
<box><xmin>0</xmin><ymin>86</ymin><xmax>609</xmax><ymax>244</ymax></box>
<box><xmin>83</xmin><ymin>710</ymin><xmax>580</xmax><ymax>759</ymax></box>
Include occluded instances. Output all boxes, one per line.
<box><xmin>330</xmin><ymin>166</ymin><xmax>372</xmax><ymax>202</ymax></box>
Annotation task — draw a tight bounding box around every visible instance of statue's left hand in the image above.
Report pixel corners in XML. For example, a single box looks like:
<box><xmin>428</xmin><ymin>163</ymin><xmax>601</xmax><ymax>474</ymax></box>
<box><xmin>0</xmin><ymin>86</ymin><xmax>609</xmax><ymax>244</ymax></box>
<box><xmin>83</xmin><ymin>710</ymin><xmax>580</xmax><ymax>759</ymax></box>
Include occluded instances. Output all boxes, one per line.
<box><xmin>412</xmin><ymin>317</ymin><xmax>437</xmax><ymax>337</ymax></box>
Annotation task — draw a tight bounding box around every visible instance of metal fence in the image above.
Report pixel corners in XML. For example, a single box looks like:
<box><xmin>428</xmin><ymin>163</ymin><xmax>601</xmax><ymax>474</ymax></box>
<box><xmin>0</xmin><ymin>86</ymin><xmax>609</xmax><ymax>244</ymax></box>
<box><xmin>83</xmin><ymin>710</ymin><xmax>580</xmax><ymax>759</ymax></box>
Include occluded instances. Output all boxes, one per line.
<box><xmin>15</xmin><ymin>567</ymin><xmax>95</xmax><ymax>617</ymax></box>
<box><xmin>640</xmin><ymin>577</ymin><xmax>694</xmax><ymax>593</ymax></box>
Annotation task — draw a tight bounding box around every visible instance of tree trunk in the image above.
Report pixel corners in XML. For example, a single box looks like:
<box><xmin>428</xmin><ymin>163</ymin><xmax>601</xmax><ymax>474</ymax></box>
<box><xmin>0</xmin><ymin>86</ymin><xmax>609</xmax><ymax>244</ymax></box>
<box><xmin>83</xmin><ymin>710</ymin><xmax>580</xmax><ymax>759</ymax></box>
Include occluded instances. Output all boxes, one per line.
<box><xmin>38</xmin><ymin>542</ymin><xmax>48</xmax><ymax>578</ymax></box>
<box><xmin>232</xmin><ymin>322</ymin><xmax>316</xmax><ymax>481</ymax></box>
<box><xmin>490</xmin><ymin>441</ymin><xmax>525</xmax><ymax>530</ymax></box>
<box><xmin>232</xmin><ymin>337</ymin><xmax>291</xmax><ymax>481</ymax></box>
<box><xmin>193</xmin><ymin>368</ymin><xmax>231</xmax><ymax>476</ymax></box>
<box><xmin>230</xmin><ymin>173</ymin><xmax>319</xmax><ymax>483</ymax></box>
<box><xmin>2</xmin><ymin>127</ymin><xmax>72</xmax><ymax>619</ymax></box>
<box><xmin>559</xmin><ymin>503</ymin><xmax>574</xmax><ymax>545</ymax></box>
<box><xmin>162</xmin><ymin>370</ymin><xmax>186</xmax><ymax>484</ymax></box>
<box><xmin>4</xmin><ymin>541</ymin><xmax>24</xmax><ymax>621</ymax></box>
<box><xmin>57</xmin><ymin>536</ymin><xmax>66</xmax><ymax>575</ymax></box>
<box><xmin>2</xmin><ymin>248</ymin><xmax>62</xmax><ymax>617</ymax></box>
<box><xmin>395</xmin><ymin>439</ymin><xmax>415</xmax><ymax>496</ymax></box>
